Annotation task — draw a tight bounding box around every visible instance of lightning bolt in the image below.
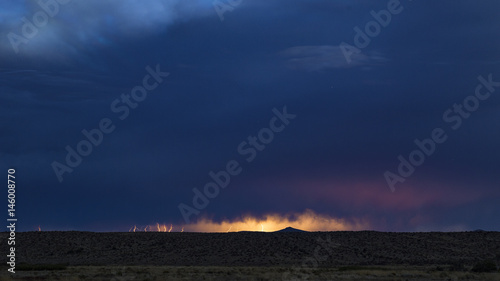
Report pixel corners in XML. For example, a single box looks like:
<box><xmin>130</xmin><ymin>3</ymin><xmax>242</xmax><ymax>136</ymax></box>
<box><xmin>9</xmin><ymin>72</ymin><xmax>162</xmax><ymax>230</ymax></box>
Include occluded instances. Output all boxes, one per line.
<box><xmin>156</xmin><ymin>223</ymin><xmax>161</xmax><ymax>232</ymax></box>
<box><xmin>37</xmin><ymin>225</ymin><xmax>41</xmax><ymax>232</ymax></box>
<box><xmin>261</xmin><ymin>224</ymin><xmax>264</xmax><ymax>232</ymax></box>
<box><xmin>162</xmin><ymin>225</ymin><xmax>167</xmax><ymax>232</ymax></box>
<box><xmin>168</xmin><ymin>224</ymin><xmax>173</xmax><ymax>232</ymax></box>
<box><xmin>144</xmin><ymin>226</ymin><xmax>148</xmax><ymax>232</ymax></box>
<box><xmin>181</xmin><ymin>227</ymin><xmax>184</xmax><ymax>232</ymax></box>
<box><xmin>226</xmin><ymin>226</ymin><xmax>232</xmax><ymax>233</ymax></box>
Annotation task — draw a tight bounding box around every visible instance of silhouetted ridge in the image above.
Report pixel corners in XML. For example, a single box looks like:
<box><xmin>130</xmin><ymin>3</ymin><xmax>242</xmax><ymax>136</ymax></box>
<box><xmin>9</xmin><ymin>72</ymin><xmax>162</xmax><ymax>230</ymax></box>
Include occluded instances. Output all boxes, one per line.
<box><xmin>275</xmin><ymin>227</ymin><xmax>307</xmax><ymax>233</ymax></box>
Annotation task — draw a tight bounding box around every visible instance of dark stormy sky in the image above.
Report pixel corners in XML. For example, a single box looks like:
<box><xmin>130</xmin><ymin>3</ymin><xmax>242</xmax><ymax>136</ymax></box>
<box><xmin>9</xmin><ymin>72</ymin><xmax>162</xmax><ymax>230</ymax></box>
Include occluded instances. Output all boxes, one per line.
<box><xmin>2</xmin><ymin>0</ymin><xmax>500</xmax><ymax>232</ymax></box>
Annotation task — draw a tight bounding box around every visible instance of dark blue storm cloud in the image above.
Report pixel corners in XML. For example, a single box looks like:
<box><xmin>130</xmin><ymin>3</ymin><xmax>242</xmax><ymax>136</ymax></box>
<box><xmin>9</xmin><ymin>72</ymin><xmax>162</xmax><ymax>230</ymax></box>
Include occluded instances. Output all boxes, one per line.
<box><xmin>1</xmin><ymin>0</ymin><xmax>499</xmax><ymax>231</ymax></box>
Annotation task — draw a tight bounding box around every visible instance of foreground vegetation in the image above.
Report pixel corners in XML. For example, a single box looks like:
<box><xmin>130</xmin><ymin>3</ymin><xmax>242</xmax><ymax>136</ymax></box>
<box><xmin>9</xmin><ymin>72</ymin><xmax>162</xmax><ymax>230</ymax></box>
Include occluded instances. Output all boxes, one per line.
<box><xmin>1</xmin><ymin>265</ymin><xmax>499</xmax><ymax>281</ymax></box>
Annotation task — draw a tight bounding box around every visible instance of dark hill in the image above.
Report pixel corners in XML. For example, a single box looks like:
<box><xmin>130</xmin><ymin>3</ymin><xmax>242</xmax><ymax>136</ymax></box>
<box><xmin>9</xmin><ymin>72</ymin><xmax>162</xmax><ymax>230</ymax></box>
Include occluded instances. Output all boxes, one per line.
<box><xmin>275</xmin><ymin>227</ymin><xmax>307</xmax><ymax>233</ymax></box>
<box><xmin>5</xmin><ymin>231</ymin><xmax>500</xmax><ymax>267</ymax></box>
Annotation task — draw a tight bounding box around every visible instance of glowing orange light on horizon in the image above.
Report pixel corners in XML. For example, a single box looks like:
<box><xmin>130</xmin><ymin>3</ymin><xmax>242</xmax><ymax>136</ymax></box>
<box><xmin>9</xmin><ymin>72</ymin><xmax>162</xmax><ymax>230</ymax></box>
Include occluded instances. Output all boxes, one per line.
<box><xmin>37</xmin><ymin>225</ymin><xmax>41</xmax><ymax>232</ymax></box>
<box><xmin>182</xmin><ymin>210</ymin><xmax>369</xmax><ymax>232</ymax></box>
<box><xmin>128</xmin><ymin>209</ymin><xmax>369</xmax><ymax>233</ymax></box>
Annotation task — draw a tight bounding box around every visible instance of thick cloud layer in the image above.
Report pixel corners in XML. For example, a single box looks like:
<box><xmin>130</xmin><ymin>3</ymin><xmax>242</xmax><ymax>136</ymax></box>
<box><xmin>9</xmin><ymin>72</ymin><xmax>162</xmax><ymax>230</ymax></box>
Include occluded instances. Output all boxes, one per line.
<box><xmin>2</xmin><ymin>0</ymin><xmax>500</xmax><ymax>232</ymax></box>
<box><xmin>1</xmin><ymin>0</ymin><xmax>214</xmax><ymax>56</ymax></box>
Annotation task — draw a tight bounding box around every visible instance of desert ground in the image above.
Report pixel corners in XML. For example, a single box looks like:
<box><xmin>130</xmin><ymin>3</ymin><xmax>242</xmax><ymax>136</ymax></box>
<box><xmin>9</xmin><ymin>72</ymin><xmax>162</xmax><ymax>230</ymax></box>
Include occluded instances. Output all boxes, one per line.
<box><xmin>2</xmin><ymin>265</ymin><xmax>500</xmax><ymax>281</ymax></box>
<box><xmin>1</xmin><ymin>231</ymin><xmax>499</xmax><ymax>280</ymax></box>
